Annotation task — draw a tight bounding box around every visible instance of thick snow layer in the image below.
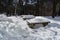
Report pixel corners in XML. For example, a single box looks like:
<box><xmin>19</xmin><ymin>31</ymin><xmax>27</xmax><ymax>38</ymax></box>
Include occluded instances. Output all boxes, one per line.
<box><xmin>21</xmin><ymin>15</ymin><xmax>35</xmax><ymax>19</ymax></box>
<box><xmin>26</xmin><ymin>17</ymin><xmax>50</xmax><ymax>23</ymax></box>
<box><xmin>0</xmin><ymin>15</ymin><xmax>60</xmax><ymax>40</ymax></box>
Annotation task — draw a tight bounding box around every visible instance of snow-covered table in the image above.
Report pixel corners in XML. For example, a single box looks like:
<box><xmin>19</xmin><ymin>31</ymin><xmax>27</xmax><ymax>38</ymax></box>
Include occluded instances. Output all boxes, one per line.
<box><xmin>21</xmin><ymin>15</ymin><xmax>35</xmax><ymax>20</ymax></box>
<box><xmin>26</xmin><ymin>18</ymin><xmax>50</xmax><ymax>29</ymax></box>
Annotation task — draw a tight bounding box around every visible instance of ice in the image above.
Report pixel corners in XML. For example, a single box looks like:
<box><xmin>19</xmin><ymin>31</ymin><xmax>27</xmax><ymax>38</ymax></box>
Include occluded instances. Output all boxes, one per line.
<box><xmin>0</xmin><ymin>15</ymin><xmax>60</xmax><ymax>40</ymax></box>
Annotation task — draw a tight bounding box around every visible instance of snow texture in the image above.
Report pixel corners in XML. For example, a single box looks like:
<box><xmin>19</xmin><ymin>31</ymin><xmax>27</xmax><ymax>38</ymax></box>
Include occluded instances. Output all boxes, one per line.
<box><xmin>0</xmin><ymin>14</ymin><xmax>60</xmax><ymax>40</ymax></box>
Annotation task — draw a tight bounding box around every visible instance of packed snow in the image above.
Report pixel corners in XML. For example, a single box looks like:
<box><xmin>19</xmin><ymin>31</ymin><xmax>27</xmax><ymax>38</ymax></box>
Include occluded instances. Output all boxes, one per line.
<box><xmin>26</xmin><ymin>17</ymin><xmax>50</xmax><ymax>23</ymax></box>
<box><xmin>0</xmin><ymin>14</ymin><xmax>60</xmax><ymax>40</ymax></box>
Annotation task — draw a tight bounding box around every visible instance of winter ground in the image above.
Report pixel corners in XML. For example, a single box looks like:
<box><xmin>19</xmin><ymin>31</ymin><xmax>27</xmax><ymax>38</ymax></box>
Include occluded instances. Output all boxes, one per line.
<box><xmin>0</xmin><ymin>14</ymin><xmax>60</xmax><ymax>40</ymax></box>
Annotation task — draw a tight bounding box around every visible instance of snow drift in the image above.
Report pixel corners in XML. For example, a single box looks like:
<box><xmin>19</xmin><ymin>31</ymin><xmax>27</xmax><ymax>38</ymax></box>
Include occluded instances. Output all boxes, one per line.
<box><xmin>0</xmin><ymin>14</ymin><xmax>60</xmax><ymax>40</ymax></box>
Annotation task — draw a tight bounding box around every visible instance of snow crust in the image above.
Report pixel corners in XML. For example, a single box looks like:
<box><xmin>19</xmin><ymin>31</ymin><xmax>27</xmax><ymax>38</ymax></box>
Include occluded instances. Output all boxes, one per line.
<box><xmin>0</xmin><ymin>15</ymin><xmax>60</xmax><ymax>40</ymax></box>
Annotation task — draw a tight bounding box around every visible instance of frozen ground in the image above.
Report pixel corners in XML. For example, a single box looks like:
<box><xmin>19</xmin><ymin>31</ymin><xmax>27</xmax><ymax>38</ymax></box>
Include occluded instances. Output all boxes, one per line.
<box><xmin>0</xmin><ymin>14</ymin><xmax>60</xmax><ymax>40</ymax></box>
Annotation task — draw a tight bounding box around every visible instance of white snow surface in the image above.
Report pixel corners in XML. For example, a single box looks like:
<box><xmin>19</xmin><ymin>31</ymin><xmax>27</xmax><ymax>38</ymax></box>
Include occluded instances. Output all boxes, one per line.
<box><xmin>0</xmin><ymin>14</ymin><xmax>60</xmax><ymax>40</ymax></box>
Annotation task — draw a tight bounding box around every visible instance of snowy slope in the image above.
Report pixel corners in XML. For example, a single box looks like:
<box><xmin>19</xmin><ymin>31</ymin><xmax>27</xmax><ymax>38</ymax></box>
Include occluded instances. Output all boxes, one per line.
<box><xmin>0</xmin><ymin>14</ymin><xmax>60</xmax><ymax>40</ymax></box>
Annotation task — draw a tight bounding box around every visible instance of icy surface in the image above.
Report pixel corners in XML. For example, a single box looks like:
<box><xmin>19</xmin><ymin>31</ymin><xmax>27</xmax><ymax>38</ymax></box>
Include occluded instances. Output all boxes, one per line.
<box><xmin>0</xmin><ymin>15</ymin><xmax>60</xmax><ymax>40</ymax></box>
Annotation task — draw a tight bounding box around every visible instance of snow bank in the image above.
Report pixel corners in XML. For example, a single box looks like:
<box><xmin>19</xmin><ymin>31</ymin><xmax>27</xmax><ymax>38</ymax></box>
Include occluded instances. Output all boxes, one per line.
<box><xmin>0</xmin><ymin>15</ymin><xmax>32</xmax><ymax>40</ymax></box>
<box><xmin>0</xmin><ymin>15</ymin><xmax>60</xmax><ymax>40</ymax></box>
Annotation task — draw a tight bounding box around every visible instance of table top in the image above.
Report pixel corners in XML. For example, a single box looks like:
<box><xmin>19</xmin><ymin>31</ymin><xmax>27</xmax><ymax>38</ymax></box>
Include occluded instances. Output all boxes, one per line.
<box><xmin>27</xmin><ymin>21</ymin><xmax>50</xmax><ymax>24</ymax></box>
<box><xmin>26</xmin><ymin>18</ymin><xmax>50</xmax><ymax>24</ymax></box>
<box><xmin>21</xmin><ymin>15</ymin><xmax>35</xmax><ymax>19</ymax></box>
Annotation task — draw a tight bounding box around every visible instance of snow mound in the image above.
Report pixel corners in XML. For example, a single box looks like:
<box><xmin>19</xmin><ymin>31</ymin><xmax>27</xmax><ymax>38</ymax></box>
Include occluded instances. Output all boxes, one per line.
<box><xmin>0</xmin><ymin>15</ymin><xmax>33</xmax><ymax>40</ymax></box>
<box><xmin>27</xmin><ymin>17</ymin><xmax>50</xmax><ymax>23</ymax></box>
<box><xmin>0</xmin><ymin>15</ymin><xmax>60</xmax><ymax>40</ymax></box>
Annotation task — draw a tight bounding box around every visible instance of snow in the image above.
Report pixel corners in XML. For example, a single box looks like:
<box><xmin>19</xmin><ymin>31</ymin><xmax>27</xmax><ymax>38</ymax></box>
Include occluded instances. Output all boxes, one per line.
<box><xmin>21</xmin><ymin>15</ymin><xmax>35</xmax><ymax>20</ymax></box>
<box><xmin>0</xmin><ymin>14</ymin><xmax>60</xmax><ymax>40</ymax></box>
<box><xmin>26</xmin><ymin>17</ymin><xmax>50</xmax><ymax>23</ymax></box>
